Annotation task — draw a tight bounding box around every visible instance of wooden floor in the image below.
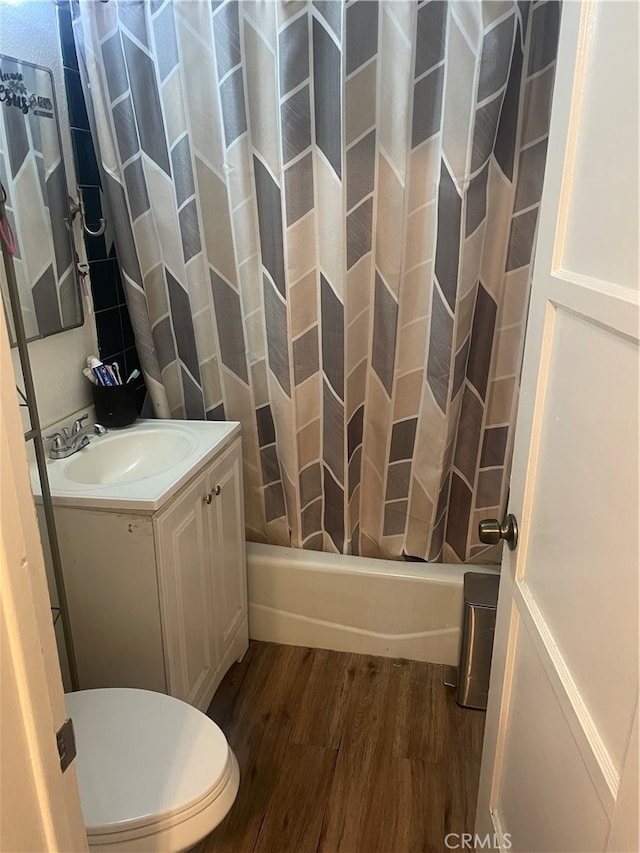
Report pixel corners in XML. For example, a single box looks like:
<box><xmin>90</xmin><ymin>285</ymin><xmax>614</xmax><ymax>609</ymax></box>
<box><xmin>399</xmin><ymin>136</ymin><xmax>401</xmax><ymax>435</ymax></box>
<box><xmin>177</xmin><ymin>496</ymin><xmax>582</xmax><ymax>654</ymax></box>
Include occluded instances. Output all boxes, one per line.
<box><xmin>203</xmin><ymin>641</ymin><xmax>485</xmax><ymax>853</ymax></box>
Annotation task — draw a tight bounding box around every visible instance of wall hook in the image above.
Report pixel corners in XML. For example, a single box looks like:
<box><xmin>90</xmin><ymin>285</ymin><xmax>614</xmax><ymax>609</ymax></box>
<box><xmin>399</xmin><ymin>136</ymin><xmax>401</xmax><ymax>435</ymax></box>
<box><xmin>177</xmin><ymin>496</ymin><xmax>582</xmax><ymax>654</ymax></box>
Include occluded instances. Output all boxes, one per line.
<box><xmin>68</xmin><ymin>187</ymin><xmax>107</xmax><ymax>238</ymax></box>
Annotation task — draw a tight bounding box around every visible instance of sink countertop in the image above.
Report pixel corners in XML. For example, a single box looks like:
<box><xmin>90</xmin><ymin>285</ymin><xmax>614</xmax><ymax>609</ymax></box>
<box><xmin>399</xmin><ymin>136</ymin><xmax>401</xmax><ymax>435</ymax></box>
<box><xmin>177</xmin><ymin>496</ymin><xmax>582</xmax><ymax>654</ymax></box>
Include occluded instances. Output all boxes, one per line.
<box><xmin>31</xmin><ymin>420</ymin><xmax>241</xmax><ymax>513</ymax></box>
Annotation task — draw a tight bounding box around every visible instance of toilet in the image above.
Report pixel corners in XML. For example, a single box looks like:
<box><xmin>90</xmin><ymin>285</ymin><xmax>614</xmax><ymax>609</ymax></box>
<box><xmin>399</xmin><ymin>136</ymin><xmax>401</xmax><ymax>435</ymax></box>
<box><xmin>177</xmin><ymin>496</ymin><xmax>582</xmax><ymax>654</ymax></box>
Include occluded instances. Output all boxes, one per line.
<box><xmin>66</xmin><ymin>688</ymin><xmax>239</xmax><ymax>852</ymax></box>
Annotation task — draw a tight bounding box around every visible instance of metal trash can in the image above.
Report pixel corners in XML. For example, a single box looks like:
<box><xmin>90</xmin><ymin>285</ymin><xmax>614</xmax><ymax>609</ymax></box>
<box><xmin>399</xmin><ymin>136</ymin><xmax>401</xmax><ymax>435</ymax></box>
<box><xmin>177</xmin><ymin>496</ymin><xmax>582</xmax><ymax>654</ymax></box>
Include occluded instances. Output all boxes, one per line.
<box><xmin>456</xmin><ymin>572</ymin><xmax>500</xmax><ymax>710</ymax></box>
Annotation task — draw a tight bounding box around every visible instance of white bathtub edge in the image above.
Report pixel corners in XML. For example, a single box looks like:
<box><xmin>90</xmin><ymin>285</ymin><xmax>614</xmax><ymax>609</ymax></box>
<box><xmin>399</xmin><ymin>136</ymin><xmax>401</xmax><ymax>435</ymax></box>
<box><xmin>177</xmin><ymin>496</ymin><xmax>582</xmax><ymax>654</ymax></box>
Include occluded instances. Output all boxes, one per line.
<box><xmin>246</xmin><ymin>543</ymin><xmax>500</xmax><ymax>666</ymax></box>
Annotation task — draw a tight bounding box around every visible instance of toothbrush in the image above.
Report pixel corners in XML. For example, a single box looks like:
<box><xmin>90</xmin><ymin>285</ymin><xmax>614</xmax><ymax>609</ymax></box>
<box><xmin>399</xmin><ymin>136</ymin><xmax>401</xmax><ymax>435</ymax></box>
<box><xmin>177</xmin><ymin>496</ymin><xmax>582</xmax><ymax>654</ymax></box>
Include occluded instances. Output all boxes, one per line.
<box><xmin>111</xmin><ymin>361</ymin><xmax>123</xmax><ymax>385</ymax></box>
<box><xmin>126</xmin><ymin>369</ymin><xmax>140</xmax><ymax>384</ymax></box>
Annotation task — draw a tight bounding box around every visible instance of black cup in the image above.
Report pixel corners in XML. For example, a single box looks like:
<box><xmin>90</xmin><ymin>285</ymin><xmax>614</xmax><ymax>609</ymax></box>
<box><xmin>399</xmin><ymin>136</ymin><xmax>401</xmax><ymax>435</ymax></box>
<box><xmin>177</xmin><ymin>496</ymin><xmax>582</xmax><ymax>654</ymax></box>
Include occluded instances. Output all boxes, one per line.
<box><xmin>92</xmin><ymin>383</ymin><xmax>138</xmax><ymax>428</ymax></box>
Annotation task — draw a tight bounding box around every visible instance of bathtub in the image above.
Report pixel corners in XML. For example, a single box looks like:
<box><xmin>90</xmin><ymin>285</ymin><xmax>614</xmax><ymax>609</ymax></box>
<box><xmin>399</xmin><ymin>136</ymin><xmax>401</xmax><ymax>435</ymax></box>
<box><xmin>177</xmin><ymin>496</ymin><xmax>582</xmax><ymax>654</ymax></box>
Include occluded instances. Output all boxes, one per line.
<box><xmin>246</xmin><ymin>543</ymin><xmax>500</xmax><ymax>666</ymax></box>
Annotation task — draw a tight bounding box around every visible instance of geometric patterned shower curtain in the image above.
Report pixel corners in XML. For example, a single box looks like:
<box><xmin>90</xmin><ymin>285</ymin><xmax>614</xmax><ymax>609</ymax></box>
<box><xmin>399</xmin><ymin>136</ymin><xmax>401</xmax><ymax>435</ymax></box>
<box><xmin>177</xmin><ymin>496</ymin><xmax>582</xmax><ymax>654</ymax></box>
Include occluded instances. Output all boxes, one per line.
<box><xmin>74</xmin><ymin>0</ymin><xmax>560</xmax><ymax>562</ymax></box>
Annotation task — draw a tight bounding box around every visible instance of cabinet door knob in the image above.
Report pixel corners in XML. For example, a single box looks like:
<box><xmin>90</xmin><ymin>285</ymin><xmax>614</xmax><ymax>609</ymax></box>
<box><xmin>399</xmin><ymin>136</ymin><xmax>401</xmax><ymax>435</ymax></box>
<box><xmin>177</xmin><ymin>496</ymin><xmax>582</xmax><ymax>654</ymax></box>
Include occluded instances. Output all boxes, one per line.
<box><xmin>203</xmin><ymin>493</ymin><xmax>213</xmax><ymax>505</ymax></box>
<box><xmin>213</xmin><ymin>485</ymin><xmax>221</xmax><ymax>496</ymax></box>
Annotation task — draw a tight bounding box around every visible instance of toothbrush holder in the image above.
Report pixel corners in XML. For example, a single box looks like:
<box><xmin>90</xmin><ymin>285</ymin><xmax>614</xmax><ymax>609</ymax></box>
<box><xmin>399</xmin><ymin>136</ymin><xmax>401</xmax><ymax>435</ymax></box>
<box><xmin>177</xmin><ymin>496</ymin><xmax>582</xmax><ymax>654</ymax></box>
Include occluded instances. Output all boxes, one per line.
<box><xmin>92</xmin><ymin>383</ymin><xmax>138</xmax><ymax>428</ymax></box>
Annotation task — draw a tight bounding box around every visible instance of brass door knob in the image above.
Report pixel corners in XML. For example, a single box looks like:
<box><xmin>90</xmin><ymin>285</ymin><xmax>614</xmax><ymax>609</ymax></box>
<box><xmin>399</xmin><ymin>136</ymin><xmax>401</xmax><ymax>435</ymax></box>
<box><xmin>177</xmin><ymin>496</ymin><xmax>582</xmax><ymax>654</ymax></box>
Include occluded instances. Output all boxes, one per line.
<box><xmin>478</xmin><ymin>514</ymin><xmax>518</xmax><ymax>550</ymax></box>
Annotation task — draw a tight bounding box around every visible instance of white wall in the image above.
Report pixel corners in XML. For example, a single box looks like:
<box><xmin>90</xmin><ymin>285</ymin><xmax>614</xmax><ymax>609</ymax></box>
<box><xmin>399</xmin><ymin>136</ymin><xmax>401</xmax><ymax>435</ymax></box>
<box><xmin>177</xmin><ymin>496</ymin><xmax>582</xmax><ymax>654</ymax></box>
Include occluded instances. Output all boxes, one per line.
<box><xmin>563</xmin><ymin>0</ymin><xmax>639</xmax><ymax>291</ymax></box>
<box><xmin>1</xmin><ymin>0</ymin><xmax>97</xmax><ymax>429</ymax></box>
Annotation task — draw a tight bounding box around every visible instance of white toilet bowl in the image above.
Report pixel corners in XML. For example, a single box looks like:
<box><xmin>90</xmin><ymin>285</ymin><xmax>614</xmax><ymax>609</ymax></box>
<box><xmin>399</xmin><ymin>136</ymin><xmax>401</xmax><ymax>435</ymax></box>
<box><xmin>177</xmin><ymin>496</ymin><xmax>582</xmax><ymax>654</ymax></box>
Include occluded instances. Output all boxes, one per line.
<box><xmin>66</xmin><ymin>688</ymin><xmax>239</xmax><ymax>852</ymax></box>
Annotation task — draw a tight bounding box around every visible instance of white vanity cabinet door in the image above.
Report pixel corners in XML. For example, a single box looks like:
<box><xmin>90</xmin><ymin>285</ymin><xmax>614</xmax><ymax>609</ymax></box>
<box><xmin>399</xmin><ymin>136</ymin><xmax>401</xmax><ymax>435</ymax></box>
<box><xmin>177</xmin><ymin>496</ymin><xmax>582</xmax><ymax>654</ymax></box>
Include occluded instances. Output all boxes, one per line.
<box><xmin>204</xmin><ymin>438</ymin><xmax>247</xmax><ymax>658</ymax></box>
<box><xmin>54</xmin><ymin>507</ymin><xmax>167</xmax><ymax>694</ymax></box>
<box><xmin>154</xmin><ymin>470</ymin><xmax>219</xmax><ymax>710</ymax></box>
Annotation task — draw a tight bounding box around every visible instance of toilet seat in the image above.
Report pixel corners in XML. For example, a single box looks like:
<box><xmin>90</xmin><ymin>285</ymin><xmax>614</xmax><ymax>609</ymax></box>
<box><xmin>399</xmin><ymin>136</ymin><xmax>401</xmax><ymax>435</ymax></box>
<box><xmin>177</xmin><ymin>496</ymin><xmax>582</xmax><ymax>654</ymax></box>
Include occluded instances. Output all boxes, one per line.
<box><xmin>66</xmin><ymin>688</ymin><xmax>239</xmax><ymax>852</ymax></box>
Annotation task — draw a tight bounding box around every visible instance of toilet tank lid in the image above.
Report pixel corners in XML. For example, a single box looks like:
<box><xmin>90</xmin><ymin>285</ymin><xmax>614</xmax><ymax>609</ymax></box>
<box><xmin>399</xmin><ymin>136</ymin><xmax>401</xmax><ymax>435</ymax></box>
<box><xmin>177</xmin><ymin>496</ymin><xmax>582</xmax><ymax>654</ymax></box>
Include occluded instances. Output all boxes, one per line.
<box><xmin>65</xmin><ymin>688</ymin><xmax>231</xmax><ymax>833</ymax></box>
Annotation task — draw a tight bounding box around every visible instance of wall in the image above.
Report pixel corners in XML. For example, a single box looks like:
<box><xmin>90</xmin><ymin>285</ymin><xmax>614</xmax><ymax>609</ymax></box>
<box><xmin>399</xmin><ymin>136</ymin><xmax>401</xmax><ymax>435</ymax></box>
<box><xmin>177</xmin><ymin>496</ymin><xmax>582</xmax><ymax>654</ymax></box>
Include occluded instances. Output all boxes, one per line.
<box><xmin>2</xmin><ymin>0</ymin><xmax>97</xmax><ymax>429</ymax></box>
<box><xmin>562</xmin><ymin>0</ymin><xmax>638</xmax><ymax>291</ymax></box>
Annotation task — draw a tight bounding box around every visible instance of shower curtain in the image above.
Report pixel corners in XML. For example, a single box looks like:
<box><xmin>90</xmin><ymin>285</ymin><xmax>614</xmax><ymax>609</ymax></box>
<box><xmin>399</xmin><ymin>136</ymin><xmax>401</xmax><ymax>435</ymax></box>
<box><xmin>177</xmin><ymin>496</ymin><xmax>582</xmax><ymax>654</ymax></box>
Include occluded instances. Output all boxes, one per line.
<box><xmin>74</xmin><ymin>0</ymin><xmax>560</xmax><ymax>562</ymax></box>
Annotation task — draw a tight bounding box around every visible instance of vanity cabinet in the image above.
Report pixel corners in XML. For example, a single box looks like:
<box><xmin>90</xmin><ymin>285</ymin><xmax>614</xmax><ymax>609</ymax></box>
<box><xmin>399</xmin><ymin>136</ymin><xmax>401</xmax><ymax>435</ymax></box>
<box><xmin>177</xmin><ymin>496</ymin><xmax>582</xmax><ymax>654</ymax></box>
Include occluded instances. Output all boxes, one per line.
<box><xmin>53</xmin><ymin>435</ymin><xmax>248</xmax><ymax>712</ymax></box>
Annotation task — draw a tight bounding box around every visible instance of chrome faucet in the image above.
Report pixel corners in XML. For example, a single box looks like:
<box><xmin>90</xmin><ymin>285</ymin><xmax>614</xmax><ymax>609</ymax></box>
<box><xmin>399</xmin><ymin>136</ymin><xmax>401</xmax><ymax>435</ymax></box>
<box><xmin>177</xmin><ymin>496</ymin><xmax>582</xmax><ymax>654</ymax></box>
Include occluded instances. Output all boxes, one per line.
<box><xmin>46</xmin><ymin>414</ymin><xmax>108</xmax><ymax>459</ymax></box>
<box><xmin>47</xmin><ymin>431</ymin><xmax>90</xmax><ymax>459</ymax></box>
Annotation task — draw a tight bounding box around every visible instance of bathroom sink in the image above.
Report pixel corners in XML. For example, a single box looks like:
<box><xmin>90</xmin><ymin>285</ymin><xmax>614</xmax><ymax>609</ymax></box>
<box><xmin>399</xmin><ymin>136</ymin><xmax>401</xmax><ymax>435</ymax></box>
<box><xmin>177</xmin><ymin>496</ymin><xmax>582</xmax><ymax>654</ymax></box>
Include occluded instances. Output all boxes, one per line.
<box><xmin>62</xmin><ymin>428</ymin><xmax>196</xmax><ymax>486</ymax></box>
<box><xmin>32</xmin><ymin>419</ymin><xmax>241</xmax><ymax>511</ymax></box>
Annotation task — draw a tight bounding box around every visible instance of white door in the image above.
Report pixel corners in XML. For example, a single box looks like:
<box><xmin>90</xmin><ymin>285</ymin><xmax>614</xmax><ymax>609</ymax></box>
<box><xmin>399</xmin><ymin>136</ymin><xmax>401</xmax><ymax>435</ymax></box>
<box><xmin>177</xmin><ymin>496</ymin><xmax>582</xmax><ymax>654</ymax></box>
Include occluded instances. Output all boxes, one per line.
<box><xmin>0</xmin><ymin>308</ymin><xmax>87</xmax><ymax>849</ymax></box>
<box><xmin>476</xmin><ymin>2</ymin><xmax>639</xmax><ymax>852</ymax></box>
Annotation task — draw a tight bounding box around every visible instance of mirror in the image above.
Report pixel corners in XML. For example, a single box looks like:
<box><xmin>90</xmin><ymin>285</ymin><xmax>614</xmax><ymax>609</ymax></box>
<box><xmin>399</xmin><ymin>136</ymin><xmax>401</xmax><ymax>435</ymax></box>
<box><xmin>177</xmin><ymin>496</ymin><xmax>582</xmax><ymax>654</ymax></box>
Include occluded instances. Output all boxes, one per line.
<box><xmin>0</xmin><ymin>54</ymin><xmax>82</xmax><ymax>343</ymax></box>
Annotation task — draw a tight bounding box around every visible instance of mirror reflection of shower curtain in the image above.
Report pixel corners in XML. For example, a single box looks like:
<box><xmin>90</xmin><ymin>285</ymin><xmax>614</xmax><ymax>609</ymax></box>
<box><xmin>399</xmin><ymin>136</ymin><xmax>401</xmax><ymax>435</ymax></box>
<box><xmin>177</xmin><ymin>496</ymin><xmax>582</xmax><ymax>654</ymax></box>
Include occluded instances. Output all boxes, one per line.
<box><xmin>73</xmin><ymin>0</ymin><xmax>560</xmax><ymax>562</ymax></box>
<box><xmin>0</xmin><ymin>55</ymin><xmax>81</xmax><ymax>341</ymax></box>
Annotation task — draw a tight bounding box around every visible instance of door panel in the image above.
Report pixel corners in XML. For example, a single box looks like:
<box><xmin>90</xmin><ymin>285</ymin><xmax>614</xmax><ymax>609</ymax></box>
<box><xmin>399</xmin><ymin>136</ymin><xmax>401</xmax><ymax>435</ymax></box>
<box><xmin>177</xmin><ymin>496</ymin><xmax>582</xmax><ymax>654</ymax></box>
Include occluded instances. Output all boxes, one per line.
<box><xmin>209</xmin><ymin>441</ymin><xmax>247</xmax><ymax>647</ymax></box>
<box><xmin>476</xmin><ymin>3</ymin><xmax>639</xmax><ymax>850</ymax></box>
<box><xmin>179</xmin><ymin>510</ymin><xmax>213</xmax><ymax>692</ymax></box>
<box><xmin>522</xmin><ymin>307</ymin><xmax>638</xmax><ymax>771</ymax></box>
<box><xmin>498</xmin><ymin>620</ymin><xmax>609</xmax><ymax>853</ymax></box>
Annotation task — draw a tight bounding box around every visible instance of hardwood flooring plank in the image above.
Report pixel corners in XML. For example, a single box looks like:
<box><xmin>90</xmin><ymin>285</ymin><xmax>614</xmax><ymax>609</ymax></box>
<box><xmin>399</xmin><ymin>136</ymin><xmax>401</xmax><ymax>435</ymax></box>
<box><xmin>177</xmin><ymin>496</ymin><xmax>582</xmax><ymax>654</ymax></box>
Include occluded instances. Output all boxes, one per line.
<box><xmin>339</xmin><ymin>655</ymin><xmax>405</xmax><ymax>757</ymax></box>
<box><xmin>253</xmin><ymin>744</ymin><xmax>337</xmax><ymax>853</ymax></box>
<box><xmin>392</xmin><ymin>660</ymin><xmax>451</xmax><ymax>764</ymax></box>
<box><xmin>317</xmin><ymin>656</ymin><xmax>407</xmax><ymax>851</ymax></box>
<box><xmin>290</xmin><ymin>648</ymin><xmax>355</xmax><ymax>750</ymax></box>
<box><xmin>403</xmin><ymin>758</ymin><xmax>451</xmax><ymax>853</ymax></box>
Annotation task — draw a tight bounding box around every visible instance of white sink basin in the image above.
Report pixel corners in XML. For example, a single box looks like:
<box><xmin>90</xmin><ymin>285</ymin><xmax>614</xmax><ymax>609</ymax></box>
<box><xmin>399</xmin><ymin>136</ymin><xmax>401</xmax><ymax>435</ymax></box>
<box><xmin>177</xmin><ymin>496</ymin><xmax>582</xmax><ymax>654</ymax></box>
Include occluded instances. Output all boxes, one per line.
<box><xmin>62</xmin><ymin>428</ymin><xmax>196</xmax><ymax>486</ymax></box>
<box><xmin>33</xmin><ymin>420</ymin><xmax>241</xmax><ymax>511</ymax></box>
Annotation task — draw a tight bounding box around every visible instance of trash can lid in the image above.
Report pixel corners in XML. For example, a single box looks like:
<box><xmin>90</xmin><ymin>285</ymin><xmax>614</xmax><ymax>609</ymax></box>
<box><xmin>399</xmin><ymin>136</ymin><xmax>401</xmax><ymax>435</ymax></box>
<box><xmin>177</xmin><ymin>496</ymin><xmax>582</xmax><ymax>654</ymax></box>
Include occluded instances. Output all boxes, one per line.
<box><xmin>463</xmin><ymin>571</ymin><xmax>500</xmax><ymax>608</ymax></box>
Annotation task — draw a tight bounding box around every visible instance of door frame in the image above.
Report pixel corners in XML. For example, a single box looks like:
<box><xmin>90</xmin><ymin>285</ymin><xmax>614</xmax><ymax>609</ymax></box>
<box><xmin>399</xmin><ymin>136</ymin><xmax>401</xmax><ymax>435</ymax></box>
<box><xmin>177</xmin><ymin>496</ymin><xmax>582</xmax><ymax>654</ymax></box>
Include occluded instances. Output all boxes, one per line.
<box><xmin>0</xmin><ymin>302</ymin><xmax>87</xmax><ymax>850</ymax></box>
